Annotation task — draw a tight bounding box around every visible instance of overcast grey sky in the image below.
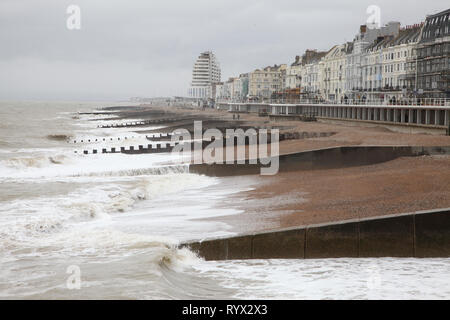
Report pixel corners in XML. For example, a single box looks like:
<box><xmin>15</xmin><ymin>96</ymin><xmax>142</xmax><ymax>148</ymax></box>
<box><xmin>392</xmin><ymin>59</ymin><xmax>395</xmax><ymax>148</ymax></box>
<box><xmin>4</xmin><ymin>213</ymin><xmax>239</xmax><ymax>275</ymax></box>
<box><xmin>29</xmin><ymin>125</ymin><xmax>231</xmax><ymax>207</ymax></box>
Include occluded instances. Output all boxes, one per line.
<box><xmin>0</xmin><ymin>0</ymin><xmax>448</xmax><ymax>101</ymax></box>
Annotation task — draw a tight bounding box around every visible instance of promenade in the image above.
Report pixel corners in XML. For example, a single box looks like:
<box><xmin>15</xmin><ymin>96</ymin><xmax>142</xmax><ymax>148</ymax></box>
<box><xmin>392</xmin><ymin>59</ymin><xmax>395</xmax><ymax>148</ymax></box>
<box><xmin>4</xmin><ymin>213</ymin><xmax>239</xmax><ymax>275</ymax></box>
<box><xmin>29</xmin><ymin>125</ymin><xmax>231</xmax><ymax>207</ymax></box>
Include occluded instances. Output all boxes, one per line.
<box><xmin>219</xmin><ymin>98</ymin><xmax>450</xmax><ymax>131</ymax></box>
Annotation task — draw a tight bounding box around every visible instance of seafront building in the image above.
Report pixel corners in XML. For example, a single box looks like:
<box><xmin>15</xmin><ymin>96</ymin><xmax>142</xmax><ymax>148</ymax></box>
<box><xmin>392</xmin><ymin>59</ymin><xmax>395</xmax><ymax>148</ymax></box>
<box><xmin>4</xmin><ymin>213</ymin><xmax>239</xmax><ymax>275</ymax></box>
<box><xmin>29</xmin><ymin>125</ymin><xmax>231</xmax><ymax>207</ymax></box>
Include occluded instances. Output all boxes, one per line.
<box><xmin>285</xmin><ymin>56</ymin><xmax>303</xmax><ymax>89</ymax></box>
<box><xmin>214</xmin><ymin>74</ymin><xmax>249</xmax><ymax>101</ymax></box>
<box><xmin>319</xmin><ymin>43</ymin><xmax>351</xmax><ymax>102</ymax></box>
<box><xmin>360</xmin><ymin>24</ymin><xmax>422</xmax><ymax>101</ymax></box>
<box><xmin>248</xmin><ymin>64</ymin><xmax>285</xmax><ymax>100</ymax></box>
<box><xmin>299</xmin><ymin>50</ymin><xmax>327</xmax><ymax>99</ymax></box>
<box><xmin>381</xmin><ymin>25</ymin><xmax>422</xmax><ymax>100</ymax></box>
<box><xmin>344</xmin><ymin>22</ymin><xmax>401</xmax><ymax>100</ymax></box>
<box><xmin>213</xmin><ymin>82</ymin><xmax>224</xmax><ymax>100</ymax></box>
<box><xmin>405</xmin><ymin>9</ymin><xmax>450</xmax><ymax>99</ymax></box>
<box><xmin>211</xmin><ymin>8</ymin><xmax>449</xmax><ymax>105</ymax></box>
<box><xmin>188</xmin><ymin>51</ymin><xmax>221</xmax><ymax>99</ymax></box>
<box><xmin>238</xmin><ymin>73</ymin><xmax>249</xmax><ymax>99</ymax></box>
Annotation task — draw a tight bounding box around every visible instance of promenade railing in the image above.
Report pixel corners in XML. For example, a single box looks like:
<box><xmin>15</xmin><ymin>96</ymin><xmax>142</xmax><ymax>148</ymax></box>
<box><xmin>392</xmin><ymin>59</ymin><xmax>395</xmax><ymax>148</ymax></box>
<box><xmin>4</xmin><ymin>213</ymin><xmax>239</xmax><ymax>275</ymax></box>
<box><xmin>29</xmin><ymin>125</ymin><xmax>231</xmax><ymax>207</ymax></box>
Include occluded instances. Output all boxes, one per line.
<box><xmin>217</xmin><ymin>98</ymin><xmax>450</xmax><ymax>107</ymax></box>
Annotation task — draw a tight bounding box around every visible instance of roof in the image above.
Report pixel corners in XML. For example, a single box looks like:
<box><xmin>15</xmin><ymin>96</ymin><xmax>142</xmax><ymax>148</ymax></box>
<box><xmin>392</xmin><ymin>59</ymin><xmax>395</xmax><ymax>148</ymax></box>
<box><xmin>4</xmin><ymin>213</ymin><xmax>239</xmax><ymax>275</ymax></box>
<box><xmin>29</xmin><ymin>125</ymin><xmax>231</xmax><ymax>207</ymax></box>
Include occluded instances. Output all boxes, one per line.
<box><xmin>420</xmin><ymin>9</ymin><xmax>450</xmax><ymax>43</ymax></box>
<box><xmin>301</xmin><ymin>49</ymin><xmax>329</xmax><ymax>65</ymax></box>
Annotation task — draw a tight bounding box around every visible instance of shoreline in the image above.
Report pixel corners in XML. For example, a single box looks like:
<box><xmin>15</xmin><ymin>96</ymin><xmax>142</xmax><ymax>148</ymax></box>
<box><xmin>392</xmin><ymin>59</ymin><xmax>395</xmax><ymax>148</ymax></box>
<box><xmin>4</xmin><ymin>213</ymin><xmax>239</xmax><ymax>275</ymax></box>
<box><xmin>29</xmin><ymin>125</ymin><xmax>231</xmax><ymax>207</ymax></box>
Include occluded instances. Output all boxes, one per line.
<box><xmin>94</xmin><ymin>104</ymin><xmax>450</xmax><ymax>236</ymax></box>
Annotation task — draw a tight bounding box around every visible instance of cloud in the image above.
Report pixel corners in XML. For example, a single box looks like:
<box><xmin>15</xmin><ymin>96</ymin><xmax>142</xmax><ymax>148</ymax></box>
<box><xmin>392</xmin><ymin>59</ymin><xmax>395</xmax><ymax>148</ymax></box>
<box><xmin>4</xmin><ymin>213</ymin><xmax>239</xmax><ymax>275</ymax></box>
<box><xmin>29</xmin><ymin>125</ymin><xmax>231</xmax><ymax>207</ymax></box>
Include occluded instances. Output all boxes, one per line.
<box><xmin>0</xmin><ymin>0</ymin><xmax>448</xmax><ymax>100</ymax></box>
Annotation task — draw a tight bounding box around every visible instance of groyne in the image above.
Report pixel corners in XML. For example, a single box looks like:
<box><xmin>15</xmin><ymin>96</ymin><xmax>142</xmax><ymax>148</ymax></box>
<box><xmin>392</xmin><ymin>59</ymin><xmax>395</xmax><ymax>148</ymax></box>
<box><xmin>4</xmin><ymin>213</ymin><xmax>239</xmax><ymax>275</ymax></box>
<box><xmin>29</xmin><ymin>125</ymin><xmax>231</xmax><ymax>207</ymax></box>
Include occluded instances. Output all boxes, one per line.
<box><xmin>73</xmin><ymin>130</ymin><xmax>329</xmax><ymax>155</ymax></box>
<box><xmin>180</xmin><ymin>208</ymin><xmax>450</xmax><ymax>260</ymax></box>
<box><xmin>69</xmin><ymin>133</ymin><xmax>173</xmax><ymax>144</ymax></box>
<box><xmin>98</xmin><ymin>117</ymin><xmax>197</xmax><ymax>128</ymax></box>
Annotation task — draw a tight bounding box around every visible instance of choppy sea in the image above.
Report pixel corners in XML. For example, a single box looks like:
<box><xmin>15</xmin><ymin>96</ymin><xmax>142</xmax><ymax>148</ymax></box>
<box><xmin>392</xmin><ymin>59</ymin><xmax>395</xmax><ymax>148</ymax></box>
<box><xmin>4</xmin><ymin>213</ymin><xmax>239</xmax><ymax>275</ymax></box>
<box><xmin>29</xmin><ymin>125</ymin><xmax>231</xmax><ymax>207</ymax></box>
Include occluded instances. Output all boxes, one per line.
<box><xmin>0</xmin><ymin>101</ymin><xmax>448</xmax><ymax>299</ymax></box>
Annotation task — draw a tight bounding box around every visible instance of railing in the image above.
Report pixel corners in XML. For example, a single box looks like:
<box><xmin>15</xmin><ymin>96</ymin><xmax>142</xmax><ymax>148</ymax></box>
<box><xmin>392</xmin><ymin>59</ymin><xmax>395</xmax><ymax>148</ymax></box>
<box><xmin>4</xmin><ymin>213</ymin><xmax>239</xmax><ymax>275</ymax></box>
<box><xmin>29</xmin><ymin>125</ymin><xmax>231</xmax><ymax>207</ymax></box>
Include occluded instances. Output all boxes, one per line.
<box><xmin>217</xmin><ymin>98</ymin><xmax>450</xmax><ymax>107</ymax></box>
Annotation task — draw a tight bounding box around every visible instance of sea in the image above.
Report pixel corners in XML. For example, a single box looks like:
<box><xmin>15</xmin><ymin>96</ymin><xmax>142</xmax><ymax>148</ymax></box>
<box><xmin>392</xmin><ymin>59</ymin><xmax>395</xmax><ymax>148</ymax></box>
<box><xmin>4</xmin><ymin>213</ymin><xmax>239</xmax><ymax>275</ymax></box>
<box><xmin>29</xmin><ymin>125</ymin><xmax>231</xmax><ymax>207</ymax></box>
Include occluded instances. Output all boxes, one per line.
<box><xmin>0</xmin><ymin>101</ymin><xmax>449</xmax><ymax>299</ymax></box>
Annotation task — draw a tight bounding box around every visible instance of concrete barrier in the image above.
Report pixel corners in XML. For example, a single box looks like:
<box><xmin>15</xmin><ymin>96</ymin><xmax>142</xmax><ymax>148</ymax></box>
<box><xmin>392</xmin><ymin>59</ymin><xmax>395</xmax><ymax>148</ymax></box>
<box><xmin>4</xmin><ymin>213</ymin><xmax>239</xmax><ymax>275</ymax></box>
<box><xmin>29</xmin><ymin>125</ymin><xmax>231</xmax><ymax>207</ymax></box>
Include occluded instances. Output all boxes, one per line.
<box><xmin>253</xmin><ymin>229</ymin><xmax>305</xmax><ymax>259</ymax></box>
<box><xmin>181</xmin><ymin>208</ymin><xmax>450</xmax><ymax>260</ymax></box>
<box><xmin>189</xmin><ymin>145</ymin><xmax>450</xmax><ymax>176</ymax></box>
<box><xmin>415</xmin><ymin>209</ymin><xmax>450</xmax><ymax>257</ymax></box>
<box><xmin>228</xmin><ymin>236</ymin><xmax>253</xmax><ymax>260</ymax></box>
<box><xmin>305</xmin><ymin>222</ymin><xmax>359</xmax><ymax>258</ymax></box>
<box><xmin>359</xmin><ymin>215</ymin><xmax>414</xmax><ymax>257</ymax></box>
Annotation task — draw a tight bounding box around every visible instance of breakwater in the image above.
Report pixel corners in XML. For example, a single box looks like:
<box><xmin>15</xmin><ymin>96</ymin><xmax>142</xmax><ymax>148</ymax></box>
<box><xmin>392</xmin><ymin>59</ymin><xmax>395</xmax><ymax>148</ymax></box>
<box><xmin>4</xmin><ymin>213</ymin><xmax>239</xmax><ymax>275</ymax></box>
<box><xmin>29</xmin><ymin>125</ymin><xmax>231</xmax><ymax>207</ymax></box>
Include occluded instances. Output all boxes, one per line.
<box><xmin>98</xmin><ymin>117</ymin><xmax>196</xmax><ymax>128</ymax></box>
<box><xmin>73</xmin><ymin>130</ymin><xmax>332</xmax><ymax>155</ymax></box>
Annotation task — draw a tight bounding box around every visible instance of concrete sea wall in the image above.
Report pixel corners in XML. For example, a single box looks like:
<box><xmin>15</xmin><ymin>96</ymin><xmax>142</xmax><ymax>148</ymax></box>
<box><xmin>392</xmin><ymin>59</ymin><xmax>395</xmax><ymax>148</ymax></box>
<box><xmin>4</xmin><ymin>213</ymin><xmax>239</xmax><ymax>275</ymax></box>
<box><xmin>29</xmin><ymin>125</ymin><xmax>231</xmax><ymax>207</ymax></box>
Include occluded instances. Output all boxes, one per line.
<box><xmin>189</xmin><ymin>145</ymin><xmax>450</xmax><ymax>176</ymax></box>
<box><xmin>181</xmin><ymin>208</ymin><xmax>450</xmax><ymax>260</ymax></box>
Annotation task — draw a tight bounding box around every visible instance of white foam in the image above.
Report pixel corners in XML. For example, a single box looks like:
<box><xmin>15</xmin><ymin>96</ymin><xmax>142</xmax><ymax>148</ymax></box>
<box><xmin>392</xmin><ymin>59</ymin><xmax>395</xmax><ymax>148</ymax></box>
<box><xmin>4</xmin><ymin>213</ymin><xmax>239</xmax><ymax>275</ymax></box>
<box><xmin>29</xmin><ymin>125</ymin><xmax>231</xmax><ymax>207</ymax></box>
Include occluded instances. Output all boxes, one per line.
<box><xmin>194</xmin><ymin>258</ymin><xmax>450</xmax><ymax>299</ymax></box>
<box><xmin>0</xmin><ymin>152</ymin><xmax>187</xmax><ymax>180</ymax></box>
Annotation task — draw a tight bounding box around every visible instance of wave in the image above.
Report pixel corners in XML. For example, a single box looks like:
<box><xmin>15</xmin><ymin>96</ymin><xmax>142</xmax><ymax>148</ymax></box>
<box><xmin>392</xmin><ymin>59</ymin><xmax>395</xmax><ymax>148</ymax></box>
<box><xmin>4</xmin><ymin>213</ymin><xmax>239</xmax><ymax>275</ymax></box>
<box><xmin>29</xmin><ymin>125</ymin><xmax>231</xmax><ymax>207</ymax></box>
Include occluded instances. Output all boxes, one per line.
<box><xmin>0</xmin><ymin>225</ymin><xmax>219</xmax><ymax>299</ymax></box>
<box><xmin>46</xmin><ymin>134</ymin><xmax>72</xmax><ymax>141</ymax></box>
<box><xmin>0</xmin><ymin>172</ymin><xmax>213</xmax><ymax>244</ymax></box>
<box><xmin>0</xmin><ymin>139</ymin><xmax>11</xmax><ymax>147</ymax></box>
<box><xmin>72</xmin><ymin>164</ymin><xmax>190</xmax><ymax>177</ymax></box>
<box><xmin>1</xmin><ymin>155</ymin><xmax>69</xmax><ymax>169</ymax></box>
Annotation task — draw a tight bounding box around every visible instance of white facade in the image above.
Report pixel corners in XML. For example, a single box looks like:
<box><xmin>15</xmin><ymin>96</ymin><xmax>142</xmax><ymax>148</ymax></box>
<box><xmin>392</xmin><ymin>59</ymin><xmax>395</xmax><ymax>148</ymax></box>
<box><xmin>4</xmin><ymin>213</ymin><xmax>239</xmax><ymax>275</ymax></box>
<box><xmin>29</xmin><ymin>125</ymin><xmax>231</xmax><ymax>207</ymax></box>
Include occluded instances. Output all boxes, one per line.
<box><xmin>360</xmin><ymin>24</ymin><xmax>421</xmax><ymax>100</ymax></box>
<box><xmin>345</xmin><ymin>22</ymin><xmax>400</xmax><ymax>97</ymax></box>
<box><xmin>286</xmin><ymin>56</ymin><xmax>303</xmax><ymax>89</ymax></box>
<box><xmin>232</xmin><ymin>77</ymin><xmax>243</xmax><ymax>100</ymax></box>
<box><xmin>319</xmin><ymin>44</ymin><xmax>348</xmax><ymax>101</ymax></box>
<box><xmin>361</xmin><ymin>47</ymin><xmax>383</xmax><ymax>95</ymax></box>
<box><xmin>381</xmin><ymin>26</ymin><xmax>420</xmax><ymax>99</ymax></box>
<box><xmin>301</xmin><ymin>63</ymin><xmax>321</xmax><ymax>95</ymax></box>
<box><xmin>188</xmin><ymin>51</ymin><xmax>221</xmax><ymax>99</ymax></box>
<box><xmin>224</xmin><ymin>79</ymin><xmax>234</xmax><ymax>100</ymax></box>
<box><xmin>215</xmin><ymin>82</ymin><xmax>225</xmax><ymax>100</ymax></box>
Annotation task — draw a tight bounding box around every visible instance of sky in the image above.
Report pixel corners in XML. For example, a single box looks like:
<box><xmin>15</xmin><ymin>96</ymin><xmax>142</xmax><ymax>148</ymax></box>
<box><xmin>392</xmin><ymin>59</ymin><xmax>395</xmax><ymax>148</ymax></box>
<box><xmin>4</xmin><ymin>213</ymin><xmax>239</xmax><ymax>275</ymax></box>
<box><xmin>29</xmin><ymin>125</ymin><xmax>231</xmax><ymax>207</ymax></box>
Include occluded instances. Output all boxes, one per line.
<box><xmin>0</xmin><ymin>0</ymin><xmax>448</xmax><ymax>101</ymax></box>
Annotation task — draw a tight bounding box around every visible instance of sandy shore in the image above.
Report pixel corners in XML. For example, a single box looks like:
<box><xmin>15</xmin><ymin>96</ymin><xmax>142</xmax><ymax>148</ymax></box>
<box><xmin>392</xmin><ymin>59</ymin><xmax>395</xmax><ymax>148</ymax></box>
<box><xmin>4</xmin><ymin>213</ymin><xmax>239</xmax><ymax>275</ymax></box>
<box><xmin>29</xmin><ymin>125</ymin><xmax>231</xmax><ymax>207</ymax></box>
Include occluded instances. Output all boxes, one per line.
<box><xmin>207</xmin><ymin>155</ymin><xmax>450</xmax><ymax>234</ymax></box>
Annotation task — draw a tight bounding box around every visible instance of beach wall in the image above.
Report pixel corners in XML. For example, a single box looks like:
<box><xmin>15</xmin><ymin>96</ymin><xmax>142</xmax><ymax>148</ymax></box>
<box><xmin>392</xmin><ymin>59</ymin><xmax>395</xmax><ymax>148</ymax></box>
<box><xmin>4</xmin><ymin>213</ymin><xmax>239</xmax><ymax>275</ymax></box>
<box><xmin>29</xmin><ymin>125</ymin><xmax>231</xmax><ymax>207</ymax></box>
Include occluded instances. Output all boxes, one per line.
<box><xmin>189</xmin><ymin>145</ymin><xmax>450</xmax><ymax>176</ymax></box>
<box><xmin>181</xmin><ymin>208</ymin><xmax>450</xmax><ymax>260</ymax></box>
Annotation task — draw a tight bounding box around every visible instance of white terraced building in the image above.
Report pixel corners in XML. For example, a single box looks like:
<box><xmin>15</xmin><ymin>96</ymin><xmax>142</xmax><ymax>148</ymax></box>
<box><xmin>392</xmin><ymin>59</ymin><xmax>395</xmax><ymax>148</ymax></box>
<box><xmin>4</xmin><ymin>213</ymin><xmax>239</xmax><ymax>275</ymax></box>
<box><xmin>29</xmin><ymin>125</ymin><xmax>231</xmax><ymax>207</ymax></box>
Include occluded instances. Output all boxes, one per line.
<box><xmin>188</xmin><ymin>51</ymin><xmax>221</xmax><ymax>99</ymax></box>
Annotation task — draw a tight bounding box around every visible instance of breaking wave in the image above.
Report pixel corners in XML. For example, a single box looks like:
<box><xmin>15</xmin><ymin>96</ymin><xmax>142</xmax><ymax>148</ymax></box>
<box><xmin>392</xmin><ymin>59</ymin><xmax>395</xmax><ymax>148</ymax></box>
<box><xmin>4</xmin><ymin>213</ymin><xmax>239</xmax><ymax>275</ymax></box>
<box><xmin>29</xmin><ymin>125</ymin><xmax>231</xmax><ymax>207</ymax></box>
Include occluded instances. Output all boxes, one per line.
<box><xmin>1</xmin><ymin>172</ymin><xmax>215</xmax><ymax>246</ymax></box>
<box><xmin>1</xmin><ymin>155</ymin><xmax>69</xmax><ymax>169</ymax></box>
<box><xmin>73</xmin><ymin>164</ymin><xmax>190</xmax><ymax>177</ymax></box>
